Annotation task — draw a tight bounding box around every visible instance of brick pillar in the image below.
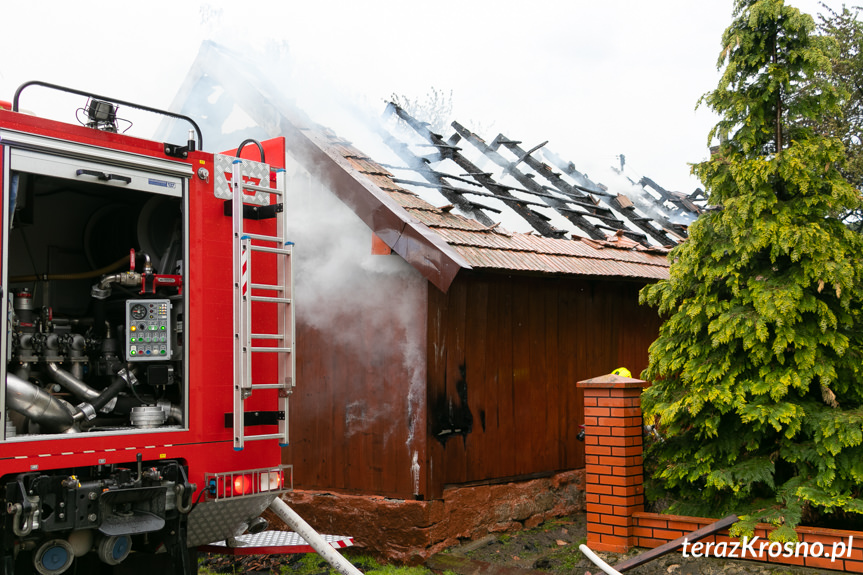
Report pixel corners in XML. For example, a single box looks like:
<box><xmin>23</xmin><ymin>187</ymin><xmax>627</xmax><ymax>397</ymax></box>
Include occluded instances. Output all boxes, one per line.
<box><xmin>578</xmin><ymin>373</ymin><xmax>649</xmax><ymax>553</ymax></box>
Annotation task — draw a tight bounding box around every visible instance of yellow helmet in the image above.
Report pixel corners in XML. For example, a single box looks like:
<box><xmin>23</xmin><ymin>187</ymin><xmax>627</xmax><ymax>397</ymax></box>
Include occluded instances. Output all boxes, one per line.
<box><xmin>612</xmin><ymin>367</ymin><xmax>631</xmax><ymax>378</ymax></box>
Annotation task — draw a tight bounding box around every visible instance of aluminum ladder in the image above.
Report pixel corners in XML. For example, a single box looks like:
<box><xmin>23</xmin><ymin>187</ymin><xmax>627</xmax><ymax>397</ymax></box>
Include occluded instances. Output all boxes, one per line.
<box><xmin>230</xmin><ymin>159</ymin><xmax>294</xmax><ymax>450</ymax></box>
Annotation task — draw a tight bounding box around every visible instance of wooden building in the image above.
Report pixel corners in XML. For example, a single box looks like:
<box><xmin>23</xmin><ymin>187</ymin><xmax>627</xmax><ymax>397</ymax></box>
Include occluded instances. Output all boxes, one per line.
<box><xmin>162</xmin><ymin>42</ymin><xmax>680</xmax><ymax>559</ymax></box>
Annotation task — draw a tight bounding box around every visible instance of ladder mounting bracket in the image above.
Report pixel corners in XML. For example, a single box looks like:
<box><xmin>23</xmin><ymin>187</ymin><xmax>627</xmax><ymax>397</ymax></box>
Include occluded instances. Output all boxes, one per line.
<box><xmin>224</xmin><ymin>200</ymin><xmax>284</xmax><ymax>220</ymax></box>
<box><xmin>225</xmin><ymin>411</ymin><xmax>285</xmax><ymax>428</ymax></box>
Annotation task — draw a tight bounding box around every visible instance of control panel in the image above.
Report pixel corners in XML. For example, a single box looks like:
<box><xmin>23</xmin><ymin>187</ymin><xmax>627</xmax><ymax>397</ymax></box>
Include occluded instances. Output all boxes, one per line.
<box><xmin>125</xmin><ymin>299</ymin><xmax>172</xmax><ymax>361</ymax></box>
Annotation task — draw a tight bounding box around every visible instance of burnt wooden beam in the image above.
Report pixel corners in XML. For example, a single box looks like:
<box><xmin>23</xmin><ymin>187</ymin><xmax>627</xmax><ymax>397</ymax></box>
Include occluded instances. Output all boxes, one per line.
<box><xmin>591</xmin><ymin>223</ymin><xmax>649</xmax><ymax>240</ymax></box>
<box><xmin>500</xmin><ymin>137</ymin><xmax>677</xmax><ymax>246</ymax></box>
<box><xmin>557</xmin><ymin>207</ymin><xmax>626</xmax><ymax>225</ymax></box>
<box><xmin>379</xmin><ymin>129</ymin><xmax>497</xmax><ymax>227</ymax></box>
<box><xmin>540</xmin><ymin>148</ymin><xmax>613</xmax><ymax>197</ymax></box>
<box><xmin>388</xmin><ymin>105</ymin><xmax>565</xmax><ymax>237</ymax></box>
<box><xmin>451</xmin><ymin>122</ymin><xmax>605</xmax><ymax>240</ymax></box>
<box><xmin>498</xmin><ymin>136</ymin><xmax>595</xmax><ymax>201</ymax></box>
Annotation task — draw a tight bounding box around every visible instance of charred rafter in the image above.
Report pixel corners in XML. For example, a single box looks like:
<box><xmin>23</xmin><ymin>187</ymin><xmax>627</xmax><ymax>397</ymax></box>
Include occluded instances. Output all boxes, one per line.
<box><xmin>454</xmin><ymin>123</ymin><xmax>609</xmax><ymax>240</ymax></box>
<box><xmin>387</xmin><ymin>103</ymin><xmax>567</xmax><ymax>238</ymax></box>
<box><xmin>382</xmin><ymin>102</ymin><xmax>690</xmax><ymax>247</ymax></box>
<box><xmin>378</xmin><ymin>126</ymin><xmax>496</xmax><ymax>226</ymax></box>
<box><xmin>540</xmin><ymin>149</ymin><xmax>683</xmax><ymax>245</ymax></box>
<box><xmin>490</xmin><ymin>132</ymin><xmax>666</xmax><ymax>243</ymax></box>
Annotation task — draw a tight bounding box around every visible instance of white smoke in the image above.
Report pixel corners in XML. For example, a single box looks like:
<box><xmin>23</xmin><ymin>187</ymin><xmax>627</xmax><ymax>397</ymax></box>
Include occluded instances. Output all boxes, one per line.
<box><xmin>284</xmin><ymin>159</ymin><xmax>426</xmax><ymax>451</ymax></box>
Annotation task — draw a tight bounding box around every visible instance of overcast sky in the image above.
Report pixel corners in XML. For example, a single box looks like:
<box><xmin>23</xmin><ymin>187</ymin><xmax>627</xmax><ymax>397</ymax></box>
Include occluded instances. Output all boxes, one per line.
<box><xmin>0</xmin><ymin>0</ymin><xmax>849</xmax><ymax>194</ymax></box>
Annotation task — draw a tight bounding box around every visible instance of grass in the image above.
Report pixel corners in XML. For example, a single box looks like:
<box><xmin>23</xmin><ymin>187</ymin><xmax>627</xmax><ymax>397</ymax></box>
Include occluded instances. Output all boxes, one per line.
<box><xmin>196</xmin><ymin>551</ymin><xmax>457</xmax><ymax>575</ymax></box>
<box><xmin>548</xmin><ymin>537</ymin><xmax>586</xmax><ymax>571</ymax></box>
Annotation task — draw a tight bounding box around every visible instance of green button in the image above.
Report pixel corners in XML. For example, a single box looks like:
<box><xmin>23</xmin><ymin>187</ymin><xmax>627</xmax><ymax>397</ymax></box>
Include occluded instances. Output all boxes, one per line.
<box><xmin>130</xmin><ymin>350</ymin><xmax>137</xmax><ymax>356</ymax></box>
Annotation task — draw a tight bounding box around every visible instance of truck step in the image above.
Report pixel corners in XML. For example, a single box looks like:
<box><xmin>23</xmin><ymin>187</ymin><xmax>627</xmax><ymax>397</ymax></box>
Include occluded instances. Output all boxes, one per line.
<box><xmin>199</xmin><ymin>531</ymin><xmax>354</xmax><ymax>555</ymax></box>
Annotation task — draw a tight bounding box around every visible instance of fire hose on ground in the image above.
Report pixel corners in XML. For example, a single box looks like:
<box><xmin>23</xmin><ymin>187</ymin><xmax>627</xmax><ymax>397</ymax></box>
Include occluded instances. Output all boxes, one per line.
<box><xmin>268</xmin><ymin>498</ymin><xmax>363</xmax><ymax>575</ymax></box>
<box><xmin>579</xmin><ymin>544</ymin><xmax>623</xmax><ymax>575</ymax></box>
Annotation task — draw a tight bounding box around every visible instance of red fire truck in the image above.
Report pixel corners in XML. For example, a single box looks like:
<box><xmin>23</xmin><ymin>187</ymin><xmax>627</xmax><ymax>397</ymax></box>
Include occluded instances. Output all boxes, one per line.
<box><xmin>0</xmin><ymin>81</ymin><xmax>298</xmax><ymax>574</ymax></box>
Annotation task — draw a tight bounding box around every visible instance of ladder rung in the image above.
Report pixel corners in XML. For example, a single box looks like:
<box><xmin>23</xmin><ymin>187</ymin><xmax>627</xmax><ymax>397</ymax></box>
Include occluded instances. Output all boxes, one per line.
<box><xmin>249</xmin><ymin>347</ymin><xmax>292</xmax><ymax>353</ymax></box>
<box><xmin>250</xmin><ymin>282</ymin><xmax>285</xmax><ymax>291</ymax></box>
<box><xmin>242</xmin><ymin>433</ymin><xmax>284</xmax><ymax>442</ymax></box>
<box><xmin>242</xmin><ymin>232</ymin><xmax>285</xmax><ymax>243</ymax></box>
<box><xmin>251</xmin><ymin>333</ymin><xmax>284</xmax><ymax>340</ymax></box>
<box><xmin>250</xmin><ymin>383</ymin><xmax>290</xmax><ymax>390</ymax></box>
<box><xmin>249</xmin><ymin>245</ymin><xmax>292</xmax><ymax>256</ymax></box>
<box><xmin>250</xmin><ymin>295</ymin><xmax>292</xmax><ymax>304</ymax></box>
<box><xmin>241</xmin><ymin>182</ymin><xmax>284</xmax><ymax>196</ymax></box>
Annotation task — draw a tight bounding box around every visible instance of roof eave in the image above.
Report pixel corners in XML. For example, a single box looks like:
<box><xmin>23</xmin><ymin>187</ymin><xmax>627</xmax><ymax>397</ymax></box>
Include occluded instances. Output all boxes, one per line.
<box><xmin>282</xmin><ymin>120</ymin><xmax>470</xmax><ymax>293</ymax></box>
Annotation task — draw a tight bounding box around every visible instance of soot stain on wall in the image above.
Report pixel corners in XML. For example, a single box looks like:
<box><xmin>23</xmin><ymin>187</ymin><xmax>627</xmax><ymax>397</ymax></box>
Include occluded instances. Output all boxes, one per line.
<box><xmin>431</xmin><ymin>363</ymin><xmax>473</xmax><ymax>446</ymax></box>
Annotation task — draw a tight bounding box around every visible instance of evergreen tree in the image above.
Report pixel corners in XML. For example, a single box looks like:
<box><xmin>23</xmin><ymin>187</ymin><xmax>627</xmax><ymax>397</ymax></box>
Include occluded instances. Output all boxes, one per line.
<box><xmin>641</xmin><ymin>0</ymin><xmax>863</xmax><ymax>537</ymax></box>
<box><xmin>818</xmin><ymin>5</ymin><xmax>863</xmax><ymax>189</ymax></box>
<box><xmin>814</xmin><ymin>5</ymin><xmax>863</xmax><ymax>231</ymax></box>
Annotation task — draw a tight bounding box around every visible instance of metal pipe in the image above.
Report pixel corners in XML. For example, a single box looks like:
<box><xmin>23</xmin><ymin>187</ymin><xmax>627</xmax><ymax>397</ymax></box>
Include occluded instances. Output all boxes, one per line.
<box><xmin>46</xmin><ymin>362</ymin><xmax>100</xmax><ymax>401</ymax></box>
<box><xmin>579</xmin><ymin>544</ymin><xmax>623</xmax><ymax>575</ymax></box>
<box><xmin>141</xmin><ymin>252</ymin><xmax>153</xmax><ymax>274</ymax></box>
<box><xmin>157</xmin><ymin>399</ymin><xmax>183</xmax><ymax>424</ymax></box>
<box><xmin>268</xmin><ymin>498</ymin><xmax>362</xmax><ymax>575</ymax></box>
<box><xmin>6</xmin><ymin>373</ymin><xmax>76</xmax><ymax>433</ymax></box>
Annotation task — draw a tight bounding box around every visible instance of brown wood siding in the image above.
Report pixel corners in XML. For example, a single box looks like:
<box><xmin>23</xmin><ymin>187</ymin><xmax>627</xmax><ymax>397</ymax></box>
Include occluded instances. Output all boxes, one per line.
<box><xmin>426</xmin><ymin>273</ymin><xmax>661</xmax><ymax>498</ymax></box>
<box><xmin>283</xmin><ymin>273</ymin><xmax>428</xmax><ymax>499</ymax></box>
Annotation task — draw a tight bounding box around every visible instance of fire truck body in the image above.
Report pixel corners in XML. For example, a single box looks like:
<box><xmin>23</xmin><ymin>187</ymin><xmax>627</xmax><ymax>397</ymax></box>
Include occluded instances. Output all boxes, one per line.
<box><xmin>0</xmin><ymin>85</ymin><xmax>292</xmax><ymax>574</ymax></box>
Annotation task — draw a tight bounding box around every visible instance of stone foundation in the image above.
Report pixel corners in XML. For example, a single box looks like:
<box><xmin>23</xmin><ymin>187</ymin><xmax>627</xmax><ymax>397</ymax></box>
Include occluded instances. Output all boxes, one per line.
<box><xmin>266</xmin><ymin>469</ymin><xmax>585</xmax><ymax>564</ymax></box>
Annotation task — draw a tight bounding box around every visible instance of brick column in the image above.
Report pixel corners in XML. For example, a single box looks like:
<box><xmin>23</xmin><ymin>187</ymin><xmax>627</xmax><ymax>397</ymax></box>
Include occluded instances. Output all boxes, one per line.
<box><xmin>578</xmin><ymin>373</ymin><xmax>649</xmax><ymax>553</ymax></box>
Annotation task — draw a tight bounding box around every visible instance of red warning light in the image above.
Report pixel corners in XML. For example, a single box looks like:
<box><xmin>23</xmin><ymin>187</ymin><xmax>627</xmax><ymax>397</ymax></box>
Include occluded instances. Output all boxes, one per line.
<box><xmin>232</xmin><ymin>474</ymin><xmax>254</xmax><ymax>496</ymax></box>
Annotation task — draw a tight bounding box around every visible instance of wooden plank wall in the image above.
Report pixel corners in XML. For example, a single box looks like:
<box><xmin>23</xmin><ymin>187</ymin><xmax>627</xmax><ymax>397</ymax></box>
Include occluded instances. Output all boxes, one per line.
<box><xmin>283</xmin><ymin>274</ymin><xmax>428</xmax><ymax>499</ymax></box>
<box><xmin>425</xmin><ymin>272</ymin><xmax>661</xmax><ymax>499</ymax></box>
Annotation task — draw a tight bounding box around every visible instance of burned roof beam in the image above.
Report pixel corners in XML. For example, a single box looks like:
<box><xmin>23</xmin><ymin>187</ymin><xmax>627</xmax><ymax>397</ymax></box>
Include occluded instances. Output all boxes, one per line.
<box><xmin>505</xmin><ymin>140</ymin><xmax>548</xmax><ymax>173</ymax></box>
<box><xmin>388</xmin><ymin>104</ymin><xmax>566</xmax><ymax>238</ymax></box>
<box><xmin>452</xmin><ymin>122</ymin><xmax>609</xmax><ymax>240</ymax></box>
<box><xmin>535</xmin><ymin>146</ymin><xmax>684</xmax><ymax>246</ymax></box>
<box><xmin>378</xmin><ymin>126</ymin><xmax>497</xmax><ymax>227</ymax></box>
<box><xmin>638</xmin><ymin>175</ymin><xmax>679</xmax><ymax>203</ymax></box>
<box><xmin>497</xmin><ymin>137</ymin><xmax>600</xmax><ymax>202</ymax></box>
<box><xmin>638</xmin><ymin>176</ymin><xmax>702</xmax><ymax>223</ymax></box>
<box><xmin>390</xmin><ymin>178</ymin><xmax>504</xmax><ymax>213</ymax></box>
<box><xmin>591</xmin><ymin>223</ymin><xmax>649</xmax><ymax>241</ymax></box>
<box><xmin>558</xmin><ymin>207</ymin><xmax>635</xmax><ymax>225</ymax></box>
<box><xmin>539</xmin><ymin>148</ymin><xmax>610</xmax><ymax>196</ymax></box>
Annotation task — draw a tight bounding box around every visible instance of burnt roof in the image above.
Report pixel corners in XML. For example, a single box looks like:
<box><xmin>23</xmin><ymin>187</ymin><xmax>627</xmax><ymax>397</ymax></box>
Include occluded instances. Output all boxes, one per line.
<box><xmin>162</xmin><ymin>42</ymin><xmax>678</xmax><ymax>292</ymax></box>
<box><xmin>332</xmin><ymin>128</ymin><xmax>671</xmax><ymax>281</ymax></box>
<box><xmin>380</xmin><ymin>102</ymin><xmax>700</xmax><ymax>248</ymax></box>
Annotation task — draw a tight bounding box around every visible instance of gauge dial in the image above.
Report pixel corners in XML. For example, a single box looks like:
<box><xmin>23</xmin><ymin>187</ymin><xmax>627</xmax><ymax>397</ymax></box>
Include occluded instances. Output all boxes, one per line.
<box><xmin>130</xmin><ymin>304</ymin><xmax>147</xmax><ymax>320</ymax></box>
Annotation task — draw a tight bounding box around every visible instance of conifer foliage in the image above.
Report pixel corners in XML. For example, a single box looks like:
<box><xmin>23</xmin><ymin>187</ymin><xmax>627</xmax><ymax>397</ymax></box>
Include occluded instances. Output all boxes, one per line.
<box><xmin>641</xmin><ymin>0</ymin><xmax>863</xmax><ymax>537</ymax></box>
